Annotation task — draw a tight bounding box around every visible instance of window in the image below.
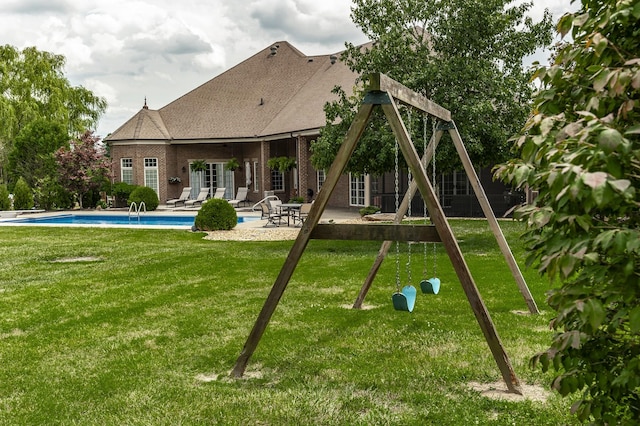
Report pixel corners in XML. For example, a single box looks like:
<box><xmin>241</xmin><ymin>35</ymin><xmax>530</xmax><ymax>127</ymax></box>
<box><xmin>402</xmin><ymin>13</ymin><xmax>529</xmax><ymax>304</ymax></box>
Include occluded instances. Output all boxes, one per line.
<box><xmin>349</xmin><ymin>173</ymin><xmax>365</xmax><ymax>206</ymax></box>
<box><xmin>271</xmin><ymin>170</ymin><xmax>284</xmax><ymax>192</ymax></box>
<box><xmin>200</xmin><ymin>162</ymin><xmax>234</xmax><ymax>199</ymax></box>
<box><xmin>121</xmin><ymin>158</ymin><xmax>133</xmax><ymax>184</ymax></box>
<box><xmin>317</xmin><ymin>170</ymin><xmax>326</xmax><ymax>192</ymax></box>
<box><xmin>144</xmin><ymin>158</ymin><xmax>158</xmax><ymax>195</ymax></box>
<box><xmin>253</xmin><ymin>162</ymin><xmax>259</xmax><ymax>192</ymax></box>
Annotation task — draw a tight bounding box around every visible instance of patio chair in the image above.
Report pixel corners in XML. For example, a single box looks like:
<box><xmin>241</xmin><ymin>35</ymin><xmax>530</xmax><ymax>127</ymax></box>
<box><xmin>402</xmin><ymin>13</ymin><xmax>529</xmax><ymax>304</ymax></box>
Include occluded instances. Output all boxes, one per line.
<box><xmin>228</xmin><ymin>187</ymin><xmax>249</xmax><ymax>207</ymax></box>
<box><xmin>259</xmin><ymin>202</ymin><xmax>283</xmax><ymax>227</ymax></box>
<box><xmin>185</xmin><ymin>187</ymin><xmax>210</xmax><ymax>208</ymax></box>
<box><xmin>166</xmin><ymin>187</ymin><xmax>191</xmax><ymax>208</ymax></box>
<box><xmin>213</xmin><ymin>187</ymin><xmax>226</xmax><ymax>199</ymax></box>
<box><xmin>294</xmin><ymin>203</ymin><xmax>312</xmax><ymax>226</ymax></box>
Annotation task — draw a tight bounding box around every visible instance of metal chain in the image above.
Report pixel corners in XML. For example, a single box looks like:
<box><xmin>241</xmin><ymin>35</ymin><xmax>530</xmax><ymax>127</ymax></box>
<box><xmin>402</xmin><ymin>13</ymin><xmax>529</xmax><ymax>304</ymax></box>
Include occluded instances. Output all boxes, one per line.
<box><xmin>394</xmin><ymin>137</ymin><xmax>401</xmax><ymax>292</ymax></box>
<box><xmin>432</xmin><ymin>118</ymin><xmax>437</xmax><ymax>276</ymax></box>
<box><xmin>406</xmin><ymin>109</ymin><xmax>412</xmax><ymax>286</ymax></box>
<box><xmin>423</xmin><ymin>114</ymin><xmax>429</xmax><ymax>278</ymax></box>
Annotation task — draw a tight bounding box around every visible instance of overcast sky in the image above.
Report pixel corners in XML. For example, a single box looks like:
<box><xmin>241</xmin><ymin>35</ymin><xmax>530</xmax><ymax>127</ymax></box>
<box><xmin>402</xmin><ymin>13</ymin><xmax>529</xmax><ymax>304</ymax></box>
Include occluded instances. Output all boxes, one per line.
<box><xmin>0</xmin><ymin>0</ymin><xmax>578</xmax><ymax>138</ymax></box>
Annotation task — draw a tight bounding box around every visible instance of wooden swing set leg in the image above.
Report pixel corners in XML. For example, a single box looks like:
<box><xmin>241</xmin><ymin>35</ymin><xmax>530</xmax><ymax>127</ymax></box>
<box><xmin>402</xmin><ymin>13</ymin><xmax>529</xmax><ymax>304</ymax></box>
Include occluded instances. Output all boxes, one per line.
<box><xmin>231</xmin><ymin>103</ymin><xmax>375</xmax><ymax>378</ymax></box>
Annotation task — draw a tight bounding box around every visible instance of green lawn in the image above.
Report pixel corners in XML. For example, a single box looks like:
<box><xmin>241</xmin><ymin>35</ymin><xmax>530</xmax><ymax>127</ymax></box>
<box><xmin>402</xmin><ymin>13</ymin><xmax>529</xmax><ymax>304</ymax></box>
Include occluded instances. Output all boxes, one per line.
<box><xmin>0</xmin><ymin>221</ymin><xmax>579</xmax><ymax>425</ymax></box>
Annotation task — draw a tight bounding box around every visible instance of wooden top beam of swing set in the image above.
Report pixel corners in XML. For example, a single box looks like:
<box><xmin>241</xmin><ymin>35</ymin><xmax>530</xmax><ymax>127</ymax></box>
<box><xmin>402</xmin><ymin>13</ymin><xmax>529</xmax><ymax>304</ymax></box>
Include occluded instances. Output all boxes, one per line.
<box><xmin>368</xmin><ymin>73</ymin><xmax>452</xmax><ymax>122</ymax></box>
<box><xmin>310</xmin><ymin>223</ymin><xmax>441</xmax><ymax>242</ymax></box>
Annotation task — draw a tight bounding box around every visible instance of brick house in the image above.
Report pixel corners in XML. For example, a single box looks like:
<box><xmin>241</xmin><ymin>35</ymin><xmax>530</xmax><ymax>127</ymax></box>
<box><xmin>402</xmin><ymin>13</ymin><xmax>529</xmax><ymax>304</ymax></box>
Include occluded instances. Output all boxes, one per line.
<box><xmin>105</xmin><ymin>41</ymin><xmax>364</xmax><ymax>209</ymax></box>
<box><xmin>105</xmin><ymin>40</ymin><xmax>521</xmax><ymax>216</ymax></box>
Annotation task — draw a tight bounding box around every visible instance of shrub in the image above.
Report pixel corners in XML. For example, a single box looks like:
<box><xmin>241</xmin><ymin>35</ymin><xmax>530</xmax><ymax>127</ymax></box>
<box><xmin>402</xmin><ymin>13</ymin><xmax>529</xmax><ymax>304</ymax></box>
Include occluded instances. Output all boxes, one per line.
<box><xmin>34</xmin><ymin>177</ymin><xmax>72</xmax><ymax>210</ymax></box>
<box><xmin>128</xmin><ymin>186</ymin><xmax>159</xmax><ymax>211</ymax></box>
<box><xmin>112</xmin><ymin>182</ymin><xmax>137</xmax><ymax>208</ymax></box>
<box><xmin>194</xmin><ymin>198</ymin><xmax>237</xmax><ymax>231</ymax></box>
<box><xmin>0</xmin><ymin>184</ymin><xmax>11</xmax><ymax>210</ymax></box>
<box><xmin>359</xmin><ymin>205</ymin><xmax>380</xmax><ymax>216</ymax></box>
<box><xmin>495</xmin><ymin>1</ymin><xmax>640</xmax><ymax>422</ymax></box>
<box><xmin>13</xmin><ymin>177</ymin><xmax>34</xmax><ymax>210</ymax></box>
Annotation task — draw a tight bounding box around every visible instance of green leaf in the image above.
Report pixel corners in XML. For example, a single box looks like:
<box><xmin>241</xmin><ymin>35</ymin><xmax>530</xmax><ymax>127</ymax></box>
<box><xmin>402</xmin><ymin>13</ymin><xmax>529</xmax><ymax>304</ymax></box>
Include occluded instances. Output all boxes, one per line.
<box><xmin>585</xmin><ymin>299</ymin><xmax>605</xmax><ymax>331</ymax></box>
<box><xmin>593</xmin><ymin>69</ymin><xmax>610</xmax><ymax>92</ymax></box>
<box><xmin>625</xmin><ymin>124</ymin><xmax>640</xmax><ymax>135</ymax></box>
<box><xmin>608</xmin><ymin>179</ymin><xmax>631</xmax><ymax>193</ymax></box>
<box><xmin>598</xmin><ymin>128</ymin><xmax>624</xmax><ymax>153</ymax></box>
<box><xmin>583</xmin><ymin>171</ymin><xmax>607</xmax><ymax>188</ymax></box>
<box><xmin>557</xmin><ymin>14</ymin><xmax>573</xmax><ymax>38</ymax></box>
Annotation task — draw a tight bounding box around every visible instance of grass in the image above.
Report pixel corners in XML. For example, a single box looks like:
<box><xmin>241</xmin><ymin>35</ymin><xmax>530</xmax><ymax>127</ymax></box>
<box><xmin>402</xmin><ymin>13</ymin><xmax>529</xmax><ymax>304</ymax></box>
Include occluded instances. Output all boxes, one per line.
<box><xmin>0</xmin><ymin>221</ymin><xmax>579</xmax><ymax>425</ymax></box>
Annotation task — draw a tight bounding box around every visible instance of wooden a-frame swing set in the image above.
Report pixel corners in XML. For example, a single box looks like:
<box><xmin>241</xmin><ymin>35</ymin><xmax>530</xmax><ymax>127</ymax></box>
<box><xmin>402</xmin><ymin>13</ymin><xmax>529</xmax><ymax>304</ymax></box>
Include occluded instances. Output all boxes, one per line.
<box><xmin>231</xmin><ymin>73</ymin><xmax>537</xmax><ymax>394</ymax></box>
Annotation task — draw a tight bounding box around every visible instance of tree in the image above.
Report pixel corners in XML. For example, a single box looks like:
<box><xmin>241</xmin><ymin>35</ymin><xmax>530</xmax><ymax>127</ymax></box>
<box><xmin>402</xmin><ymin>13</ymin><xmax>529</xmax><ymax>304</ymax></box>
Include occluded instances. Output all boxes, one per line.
<box><xmin>56</xmin><ymin>131</ymin><xmax>112</xmax><ymax>209</ymax></box>
<box><xmin>311</xmin><ymin>0</ymin><xmax>553</xmax><ymax>175</ymax></box>
<box><xmin>12</xmin><ymin>177</ymin><xmax>34</xmax><ymax>210</ymax></box>
<box><xmin>7</xmin><ymin>119</ymin><xmax>69</xmax><ymax>189</ymax></box>
<box><xmin>0</xmin><ymin>45</ymin><xmax>107</xmax><ymax>181</ymax></box>
<box><xmin>495</xmin><ymin>0</ymin><xmax>640</xmax><ymax>423</ymax></box>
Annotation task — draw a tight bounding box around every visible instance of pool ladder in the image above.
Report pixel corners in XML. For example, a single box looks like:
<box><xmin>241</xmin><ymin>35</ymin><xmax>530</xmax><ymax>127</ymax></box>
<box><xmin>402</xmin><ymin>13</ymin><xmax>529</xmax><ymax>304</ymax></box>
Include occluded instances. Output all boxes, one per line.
<box><xmin>128</xmin><ymin>201</ymin><xmax>146</xmax><ymax>221</ymax></box>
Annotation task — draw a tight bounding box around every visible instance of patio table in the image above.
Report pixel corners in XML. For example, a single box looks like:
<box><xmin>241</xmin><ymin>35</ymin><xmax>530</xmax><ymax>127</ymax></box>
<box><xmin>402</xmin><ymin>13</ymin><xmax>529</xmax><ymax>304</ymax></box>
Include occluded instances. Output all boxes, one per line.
<box><xmin>277</xmin><ymin>203</ymin><xmax>302</xmax><ymax>226</ymax></box>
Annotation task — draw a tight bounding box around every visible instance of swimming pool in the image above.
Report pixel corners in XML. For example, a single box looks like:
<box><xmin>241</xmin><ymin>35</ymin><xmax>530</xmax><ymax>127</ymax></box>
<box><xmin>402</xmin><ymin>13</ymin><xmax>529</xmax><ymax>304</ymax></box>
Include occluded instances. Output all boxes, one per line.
<box><xmin>0</xmin><ymin>213</ymin><xmax>259</xmax><ymax>228</ymax></box>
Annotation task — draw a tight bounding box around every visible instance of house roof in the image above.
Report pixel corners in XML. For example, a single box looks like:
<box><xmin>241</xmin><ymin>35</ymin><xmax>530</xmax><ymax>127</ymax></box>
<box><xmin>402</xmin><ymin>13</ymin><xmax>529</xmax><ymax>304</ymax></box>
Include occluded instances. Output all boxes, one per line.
<box><xmin>105</xmin><ymin>41</ymin><xmax>361</xmax><ymax>143</ymax></box>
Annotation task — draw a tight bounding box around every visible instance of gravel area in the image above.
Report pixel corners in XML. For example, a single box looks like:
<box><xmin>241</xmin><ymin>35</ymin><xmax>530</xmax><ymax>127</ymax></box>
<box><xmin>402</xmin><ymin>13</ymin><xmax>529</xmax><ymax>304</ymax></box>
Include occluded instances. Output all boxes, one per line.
<box><xmin>203</xmin><ymin>217</ymin><xmax>365</xmax><ymax>241</ymax></box>
<box><xmin>203</xmin><ymin>226</ymin><xmax>301</xmax><ymax>241</ymax></box>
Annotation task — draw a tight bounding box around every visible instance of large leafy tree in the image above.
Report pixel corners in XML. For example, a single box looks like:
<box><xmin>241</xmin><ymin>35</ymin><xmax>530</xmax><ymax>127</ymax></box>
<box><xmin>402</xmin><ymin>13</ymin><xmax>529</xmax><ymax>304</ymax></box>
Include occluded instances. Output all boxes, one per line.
<box><xmin>496</xmin><ymin>0</ymin><xmax>640</xmax><ymax>423</ymax></box>
<box><xmin>56</xmin><ymin>131</ymin><xmax>112</xmax><ymax>209</ymax></box>
<box><xmin>311</xmin><ymin>0</ymin><xmax>553</xmax><ymax>175</ymax></box>
<box><xmin>0</xmin><ymin>45</ymin><xmax>106</xmax><ymax>182</ymax></box>
<box><xmin>7</xmin><ymin>119</ymin><xmax>69</xmax><ymax>189</ymax></box>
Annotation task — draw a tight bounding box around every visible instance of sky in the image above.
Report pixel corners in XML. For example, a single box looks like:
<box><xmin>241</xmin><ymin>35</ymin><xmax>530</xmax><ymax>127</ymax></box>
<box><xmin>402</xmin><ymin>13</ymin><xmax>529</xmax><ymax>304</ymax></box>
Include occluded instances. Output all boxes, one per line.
<box><xmin>0</xmin><ymin>0</ymin><xmax>578</xmax><ymax>139</ymax></box>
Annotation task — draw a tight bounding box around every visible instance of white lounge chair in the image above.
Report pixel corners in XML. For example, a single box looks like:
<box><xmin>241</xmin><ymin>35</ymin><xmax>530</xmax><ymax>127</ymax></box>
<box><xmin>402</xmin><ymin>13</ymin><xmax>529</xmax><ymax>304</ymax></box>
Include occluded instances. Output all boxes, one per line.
<box><xmin>213</xmin><ymin>187</ymin><xmax>226</xmax><ymax>199</ymax></box>
<box><xmin>228</xmin><ymin>187</ymin><xmax>249</xmax><ymax>207</ymax></box>
<box><xmin>185</xmin><ymin>187</ymin><xmax>210</xmax><ymax>208</ymax></box>
<box><xmin>166</xmin><ymin>187</ymin><xmax>191</xmax><ymax>208</ymax></box>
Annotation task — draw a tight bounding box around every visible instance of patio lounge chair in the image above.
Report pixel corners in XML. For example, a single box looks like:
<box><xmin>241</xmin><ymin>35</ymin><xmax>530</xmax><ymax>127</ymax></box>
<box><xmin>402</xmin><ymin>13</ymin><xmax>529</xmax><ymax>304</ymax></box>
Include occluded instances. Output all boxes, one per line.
<box><xmin>259</xmin><ymin>202</ymin><xmax>283</xmax><ymax>227</ymax></box>
<box><xmin>213</xmin><ymin>187</ymin><xmax>226</xmax><ymax>199</ymax></box>
<box><xmin>228</xmin><ymin>187</ymin><xmax>249</xmax><ymax>207</ymax></box>
<box><xmin>185</xmin><ymin>187</ymin><xmax>210</xmax><ymax>208</ymax></box>
<box><xmin>166</xmin><ymin>187</ymin><xmax>191</xmax><ymax>208</ymax></box>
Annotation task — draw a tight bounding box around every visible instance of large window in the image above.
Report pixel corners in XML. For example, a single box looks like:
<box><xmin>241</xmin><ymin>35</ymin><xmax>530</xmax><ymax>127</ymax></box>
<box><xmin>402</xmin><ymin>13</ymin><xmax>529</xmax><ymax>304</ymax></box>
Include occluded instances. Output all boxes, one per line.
<box><xmin>144</xmin><ymin>158</ymin><xmax>158</xmax><ymax>195</ymax></box>
<box><xmin>121</xmin><ymin>158</ymin><xmax>133</xmax><ymax>184</ymax></box>
<box><xmin>271</xmin><ymin>170</ymin><xmax>284</xmax><ymax>192</ymax></box>
<box><xmin>349</xmin><ymin>173</ymin><xmax>366</xmax><ymax>206</ymax></box>
<box><xmin>317</xmin><ymin>170</ymin><xmax>326</xmax><ymax>193</ymax></box>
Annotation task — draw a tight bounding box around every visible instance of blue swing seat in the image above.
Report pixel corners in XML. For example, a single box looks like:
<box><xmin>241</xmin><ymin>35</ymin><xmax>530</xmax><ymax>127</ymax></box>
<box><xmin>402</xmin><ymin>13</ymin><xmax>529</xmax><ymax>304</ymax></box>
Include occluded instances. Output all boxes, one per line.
<box><xmin>420</xmin><ymin>277</ymin><xmax>440</xmax><ymax>294</ymax></box>
<box><xmin>392</xmin><ymin>285</ymin><xmax>417</xmax><ymax>312</ymax></box>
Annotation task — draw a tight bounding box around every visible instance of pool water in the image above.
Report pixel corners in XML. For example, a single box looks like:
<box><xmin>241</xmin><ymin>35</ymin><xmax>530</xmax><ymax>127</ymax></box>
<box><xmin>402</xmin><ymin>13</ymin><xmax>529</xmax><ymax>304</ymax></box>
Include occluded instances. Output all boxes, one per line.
<box><xmin>2</xmin><ymin>213</ymin><xmax>258</xmax><ymax>227</ymax></box>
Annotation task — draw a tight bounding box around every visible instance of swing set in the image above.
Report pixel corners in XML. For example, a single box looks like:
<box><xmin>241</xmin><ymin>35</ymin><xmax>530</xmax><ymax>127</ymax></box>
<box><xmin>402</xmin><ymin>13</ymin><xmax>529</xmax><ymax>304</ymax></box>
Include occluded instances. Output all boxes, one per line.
<box><xmin>230</xmin><ymin>73</ymin><xmax>537</xmax><ymax>394</ymax></box>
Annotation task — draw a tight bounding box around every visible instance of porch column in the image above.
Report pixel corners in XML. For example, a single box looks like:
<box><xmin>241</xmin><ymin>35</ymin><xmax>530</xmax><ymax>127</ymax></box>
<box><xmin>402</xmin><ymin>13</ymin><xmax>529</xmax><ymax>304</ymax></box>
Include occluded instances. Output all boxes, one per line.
<box><xmin>261</xmin><ymin>140</ymin><xmax>271</xmax><ymax>195</ymax></box>
<box><xmin>297</xmin><ymin>135</ymin><xmax>310</xmax><ymax>201</ymax></box>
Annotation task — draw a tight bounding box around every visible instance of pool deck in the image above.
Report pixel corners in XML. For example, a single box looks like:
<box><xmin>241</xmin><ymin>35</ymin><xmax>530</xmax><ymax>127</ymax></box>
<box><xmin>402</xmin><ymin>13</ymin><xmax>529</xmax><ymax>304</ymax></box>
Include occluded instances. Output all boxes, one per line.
<box><xmin>0</xmin><ymin>205</ymin><xmax>361</xmax><ymax>230</ymax></box>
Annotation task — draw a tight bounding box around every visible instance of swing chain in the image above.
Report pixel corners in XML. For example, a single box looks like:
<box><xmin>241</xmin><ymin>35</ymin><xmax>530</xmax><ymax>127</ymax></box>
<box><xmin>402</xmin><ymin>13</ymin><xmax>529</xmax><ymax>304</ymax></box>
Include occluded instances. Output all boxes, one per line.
<box><xmin>423</xmin><ymin>114</ymin><xmax>429</xmax><ymax>278</ymax></box>
<box><xmin>432</xmin><ymin>118</ymin><xmax>437</xmax><ymax>276</ymax></box>
<box><xmin>394</xmin><ymin>137</ymin><xmax>401</xmax><ymax>293</ymax></box>
<box><xmin>406</xmin><ymin>109</ymin><xmax>412</xmax><ymax>287</ymax></box>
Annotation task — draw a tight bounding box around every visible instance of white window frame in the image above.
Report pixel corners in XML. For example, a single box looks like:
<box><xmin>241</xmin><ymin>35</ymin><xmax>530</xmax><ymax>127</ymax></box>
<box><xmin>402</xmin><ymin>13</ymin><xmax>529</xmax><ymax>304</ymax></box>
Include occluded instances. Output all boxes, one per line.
<box><xmin>144</xmin><ymin>158</ymin><xmax>159</xmax><ymax>195</ymax></box>
<box><xmin>349</xmin><ymin>173</ymin><xmax>366</xmax><ymax>207</ymax></box>
<box><xmin>121</xmin><ymin>158</ymin><xmax>133</xmax><ymax>184</ymax></box>
<box><xmin>317</xmin><ymin>170</ymin><xmax>326</xmax><ymax>193</ymax></box>
<box><xmin>271</xmin><ymin>170</ymin><xmax>284</xmax><ymax>192</ymax></box>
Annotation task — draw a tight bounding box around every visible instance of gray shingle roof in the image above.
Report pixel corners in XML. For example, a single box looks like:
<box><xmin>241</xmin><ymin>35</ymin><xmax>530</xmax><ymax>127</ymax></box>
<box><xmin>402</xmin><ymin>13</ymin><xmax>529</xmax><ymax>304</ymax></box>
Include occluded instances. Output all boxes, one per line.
<box><xmin>105</xmin><ymin>41</ymin><xmax>360</xmax><ymax>142</ymax></box>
